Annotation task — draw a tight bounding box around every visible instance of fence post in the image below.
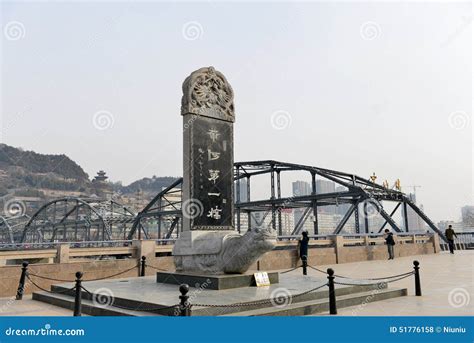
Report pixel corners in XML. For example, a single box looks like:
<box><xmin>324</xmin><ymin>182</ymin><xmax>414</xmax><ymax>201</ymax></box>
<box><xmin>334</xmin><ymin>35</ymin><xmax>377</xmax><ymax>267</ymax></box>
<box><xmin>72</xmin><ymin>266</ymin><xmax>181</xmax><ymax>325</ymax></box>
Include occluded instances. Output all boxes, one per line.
<box><xmin>140</xmin><ymin>256</ymin><xmax>146</xmax><ymax>277</ymax></box>
<box><xmin>327</xmin><ymin>268</ymin><xmax>337</xmax><ymax>315</ymax></box>
<box><xmin>413</xmin><ymin>260</ymin><xmax>422</xmax><ymax>296</ymax></box>
<box><xmin>302</xmin><ymin>255</ymin><xmax>307</xmax><ymax>275</ymax></box>
<box><xmin>178</xmin><ymin>284</ymin><xmax>191</xmax><ymax>316</ymax></box>
<box><xmin>73</xmin><ymin>272</ymin><xmax>83</xmax><ymax>317</ymax></box>
<box><xmin>15</xmin><ymin>261</ymin><xmax>29</xmax><ymax>300</ymax></box>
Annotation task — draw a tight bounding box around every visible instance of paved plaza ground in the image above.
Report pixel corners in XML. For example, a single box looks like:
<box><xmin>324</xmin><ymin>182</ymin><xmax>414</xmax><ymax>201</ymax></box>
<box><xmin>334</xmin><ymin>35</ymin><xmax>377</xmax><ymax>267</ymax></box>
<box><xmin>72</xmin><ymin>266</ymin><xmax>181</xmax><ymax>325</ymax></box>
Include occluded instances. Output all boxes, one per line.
<box><xmin>307</xmin><ymin>250</ymin><xmax>473</xmax><ymax>316</ymax></box>
<box><xmin>0</xmin><ymin>250</ymin><xmax>472</xmax><ymax>316</ymax></box>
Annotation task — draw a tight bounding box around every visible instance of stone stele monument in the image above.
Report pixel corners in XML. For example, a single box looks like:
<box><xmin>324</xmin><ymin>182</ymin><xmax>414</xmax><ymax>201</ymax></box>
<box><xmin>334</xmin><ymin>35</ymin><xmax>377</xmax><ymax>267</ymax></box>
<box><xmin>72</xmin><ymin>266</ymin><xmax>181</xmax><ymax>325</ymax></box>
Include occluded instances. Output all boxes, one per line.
<box><xmin>173</xmin><ymin>66</ymin><xmax>275</xmax><ymax>274</ymax></box>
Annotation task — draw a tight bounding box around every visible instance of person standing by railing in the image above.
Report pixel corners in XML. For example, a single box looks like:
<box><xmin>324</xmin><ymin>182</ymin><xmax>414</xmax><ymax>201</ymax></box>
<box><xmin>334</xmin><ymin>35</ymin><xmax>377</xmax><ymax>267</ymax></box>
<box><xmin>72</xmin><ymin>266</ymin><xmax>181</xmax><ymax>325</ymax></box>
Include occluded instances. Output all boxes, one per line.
<box><xmin>297</xmin><ymin>231</ymin><xmax>310</xmax><ymax>268</ymax></box>
<box><xmin>384</xmin><ymin>229</ymin><xmax>396</xmax><ymax>260</ymax></box>
<box><xmin>445</xmin><ymin>225</ymin><xmax>458</xmax><ymax>254</ymax></box>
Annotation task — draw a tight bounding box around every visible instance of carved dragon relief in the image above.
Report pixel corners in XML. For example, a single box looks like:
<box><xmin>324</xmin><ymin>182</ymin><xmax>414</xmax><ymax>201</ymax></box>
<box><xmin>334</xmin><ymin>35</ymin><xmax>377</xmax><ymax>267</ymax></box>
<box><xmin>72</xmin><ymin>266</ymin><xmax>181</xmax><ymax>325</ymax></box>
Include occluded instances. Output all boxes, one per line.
<box><xmin>181</xmin><ymin>66</ymin><xmax>235</xmax><ymax>122</ymax></box>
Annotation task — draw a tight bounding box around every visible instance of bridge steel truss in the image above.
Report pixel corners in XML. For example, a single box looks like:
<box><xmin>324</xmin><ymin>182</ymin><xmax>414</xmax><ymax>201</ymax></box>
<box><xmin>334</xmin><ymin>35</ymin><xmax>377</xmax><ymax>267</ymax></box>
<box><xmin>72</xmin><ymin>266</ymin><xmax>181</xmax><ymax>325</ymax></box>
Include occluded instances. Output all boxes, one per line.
<box><xmin>0</xmin><ymin>214</ymin><xmax>30</xmax><ymax>244</ymax></box>
<box><xmin>127</xmin><ymin>178</ymin><xmax>182</xmax><ymax>241</ymax></box>
<box><xmin>127</xmin><ymin>160</ymin><xmax>447</xmax><ymax>242</ymax></box>
<box><xmin>20</xmin><ymin>197</ymin><xmax>137</xmax><ymax>243</ymax></box>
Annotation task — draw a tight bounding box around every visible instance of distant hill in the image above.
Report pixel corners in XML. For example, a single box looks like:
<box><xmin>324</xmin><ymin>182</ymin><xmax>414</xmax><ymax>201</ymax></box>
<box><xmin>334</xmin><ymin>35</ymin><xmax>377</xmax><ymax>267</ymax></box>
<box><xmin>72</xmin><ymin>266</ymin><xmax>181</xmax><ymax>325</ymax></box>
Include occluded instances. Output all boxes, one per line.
<box><xmin>119</xmin><ymin>176</ymin><xmax>180</xmax><ymax>195</ymax></box>
<box><xmin>0</xmin><ymin>144</ymin><xmax>89</xmax><ymax>180</ymax></box>
<box><xmin>0</xmin><ymin>144</ymin><xmax>179</xmax><ymax>199</ymax></box>
<box><xmin>0</xmin><ymin>144</ymin><xmax>90</xmax><ymax>196</ymax></box>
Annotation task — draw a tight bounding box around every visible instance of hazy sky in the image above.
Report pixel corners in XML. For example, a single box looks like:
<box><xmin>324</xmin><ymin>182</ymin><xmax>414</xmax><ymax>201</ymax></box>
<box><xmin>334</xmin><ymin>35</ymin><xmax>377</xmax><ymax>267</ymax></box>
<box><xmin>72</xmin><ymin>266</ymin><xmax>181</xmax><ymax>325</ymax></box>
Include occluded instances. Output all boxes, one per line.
<box><xmin>1</xmin><ymin>1</ymin><xmax>472</xmax><ymax>222</ymax></box>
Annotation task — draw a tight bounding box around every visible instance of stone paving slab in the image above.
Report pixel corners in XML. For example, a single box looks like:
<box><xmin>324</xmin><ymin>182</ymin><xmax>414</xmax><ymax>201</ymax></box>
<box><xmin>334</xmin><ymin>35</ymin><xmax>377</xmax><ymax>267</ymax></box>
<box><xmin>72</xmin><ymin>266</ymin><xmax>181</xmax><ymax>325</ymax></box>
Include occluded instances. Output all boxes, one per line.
<box><xmin>0</xmin><ymin>295</ymin><xmax>80</xmax><ymax>316</ymax></box>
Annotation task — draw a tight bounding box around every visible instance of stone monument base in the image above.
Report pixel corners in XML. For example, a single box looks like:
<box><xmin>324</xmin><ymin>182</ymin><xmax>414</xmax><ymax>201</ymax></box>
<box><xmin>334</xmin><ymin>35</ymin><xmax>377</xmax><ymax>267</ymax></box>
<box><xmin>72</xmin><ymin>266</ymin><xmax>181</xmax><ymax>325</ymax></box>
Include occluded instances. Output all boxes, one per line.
<box><xmin>32</xmin><ymin>273</ymin><xmax>407</xmax><ymax>316</ymax></box>
<box><xmin>173</xmin><ymin>228</ymin><xmax>276</xmax><ymax>274</ymax></box>
<box><xmin>156</xmin><ymin>271</ymin><xmax>279</xmax><ymax>290</ymax></box>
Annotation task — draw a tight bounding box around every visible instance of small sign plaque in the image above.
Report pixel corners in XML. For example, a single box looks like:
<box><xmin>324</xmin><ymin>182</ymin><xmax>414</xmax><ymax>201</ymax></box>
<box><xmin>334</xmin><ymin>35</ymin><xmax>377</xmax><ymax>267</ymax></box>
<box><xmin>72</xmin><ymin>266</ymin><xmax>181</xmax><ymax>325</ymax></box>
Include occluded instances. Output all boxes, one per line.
<box><xmin>254</xmin><ymin>272</ymin><xmax>271</xmax><ymax>287</ymax></box>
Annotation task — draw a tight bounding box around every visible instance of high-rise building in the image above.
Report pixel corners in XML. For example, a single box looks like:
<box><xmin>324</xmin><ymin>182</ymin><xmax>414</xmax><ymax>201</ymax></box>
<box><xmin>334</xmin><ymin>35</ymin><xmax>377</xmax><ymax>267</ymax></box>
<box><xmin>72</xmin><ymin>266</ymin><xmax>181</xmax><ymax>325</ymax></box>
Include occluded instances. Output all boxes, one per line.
<box><xmin>316</xmin><ymin>180</ymin><xmax>336</xmax><ymax>215</ymax></box>
<box><xmin>234</xmin><ymin>178</ymin><xmax>248</xmax><ymax>202</ymax></box>
<box><xmin>292</xmin><ymin>181</ymin><xmax>311</xmax><ymax>197</ymax></box>
<box><xmin>316</xmin><ymin>180</ymin><xmax>335</xmax><ymax>194</ymax></box>
<box><xmin>292</xmin><ymin>181</ymin><xmax>311</xmax><ymax>227</ymax></box>
<box><xmin>403</xmin><ymin>193</ymin><xmax>426</xmax><ymax>232</ymax></box>
<box><xmin>335</xmin><ymin>185</ymin><xmax>351</xmax><ymax>216</ymax></box>
<box><xmin>437</xmin><ymin>220</ymin><xmax>463</xmax><ymax>232</ymax></box>
<box><xmin>461</xmin><ymin>206</ymin><xmax>474</xmax><ymax>228</ymax></box>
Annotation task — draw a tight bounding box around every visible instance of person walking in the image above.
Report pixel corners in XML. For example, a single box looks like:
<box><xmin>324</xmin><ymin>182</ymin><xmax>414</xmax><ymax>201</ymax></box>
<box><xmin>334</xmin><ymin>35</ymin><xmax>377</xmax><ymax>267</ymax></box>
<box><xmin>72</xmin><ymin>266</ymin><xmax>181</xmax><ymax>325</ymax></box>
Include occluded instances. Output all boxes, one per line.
<box><xmin>445</xmin><ymin>225</ymin><xmax>458</xmax><ymax>254</ymax></box>
<box><xmin>384</xmin><ymin>229</ymin><xmax>396</xmax><ymax>260</ymax></box>
<box><xmin>297</xmin><ymin>231</ymin><xmax>310</xmax><ymax>272</ymax></box>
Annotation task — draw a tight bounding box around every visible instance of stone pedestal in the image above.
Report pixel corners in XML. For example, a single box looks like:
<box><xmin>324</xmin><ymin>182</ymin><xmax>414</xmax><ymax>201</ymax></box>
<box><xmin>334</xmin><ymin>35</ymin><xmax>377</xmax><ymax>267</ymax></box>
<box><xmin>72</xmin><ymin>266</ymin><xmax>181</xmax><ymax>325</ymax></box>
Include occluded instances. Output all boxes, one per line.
<box><xmin>156</xmin><ymin>271</ymin><xmax>279</xmax><ymax>290</ymax></box>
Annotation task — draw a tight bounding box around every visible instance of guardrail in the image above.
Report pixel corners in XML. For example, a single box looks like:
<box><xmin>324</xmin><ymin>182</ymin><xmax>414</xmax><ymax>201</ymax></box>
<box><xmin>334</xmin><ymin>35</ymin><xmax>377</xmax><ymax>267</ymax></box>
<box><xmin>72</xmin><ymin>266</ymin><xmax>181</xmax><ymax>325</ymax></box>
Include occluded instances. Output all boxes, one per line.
<box><xmin>0</xmin><ymin>233</ymin><xmax>440</xmax><ymax>265</ymax></box>
<box><xmin>278</xmin><ymin>232</ymin><xmax>434</xmax><ymax>247</ymax></box>
<box><xmin>2</xmin><ymin>231</ymin><xmax>457</xmax><ymax>252</ymax></box>
<box><xmin>454</xmin><ymin>231</ymin><xmax>474</xmax><ymax>244</ymax></box>
<box><xmin>0</xmin><ymin>240</ymin><xmax>134</xmax><ymax>251</ymax></box>
<box><xmin>0</xmin><ymin>238</ymin><xmax>177</xmax><ymax>251</ymax></box>
<box><xmin>439</xmin><ymin>231</ymin><xmax>474</xmax><ymax>251</ymax></box>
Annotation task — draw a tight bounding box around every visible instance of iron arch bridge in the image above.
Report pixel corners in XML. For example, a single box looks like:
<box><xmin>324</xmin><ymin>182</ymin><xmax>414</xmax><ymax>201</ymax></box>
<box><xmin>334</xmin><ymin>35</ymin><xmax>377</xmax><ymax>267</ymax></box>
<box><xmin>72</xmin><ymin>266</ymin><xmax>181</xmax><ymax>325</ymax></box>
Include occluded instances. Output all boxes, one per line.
<box><xmin>0</xmin><ymin>214</ymin><xmax>30</xmax><ymax>244</ymax></box>
<box><xmin>127</xmin><ymin>160</ymin><xmax>447</xmax><ymax>242</ymax></box>
<box><xmin>20</xmin><ymin>197</ymin><xmax>137</xmax><ymax>243</ymax></box>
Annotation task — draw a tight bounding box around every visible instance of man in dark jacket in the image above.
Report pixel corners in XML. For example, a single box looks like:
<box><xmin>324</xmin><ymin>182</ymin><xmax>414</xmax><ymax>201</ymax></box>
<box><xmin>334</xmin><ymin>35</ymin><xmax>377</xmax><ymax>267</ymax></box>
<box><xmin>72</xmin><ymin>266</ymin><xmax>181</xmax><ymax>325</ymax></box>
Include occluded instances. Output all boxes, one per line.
<box><xmin>384</xmin><ymin>229</ymin><xmax>395</xmax><ymax>260</ymax></box>
<box><xmin>445</xmin><ymin>225</ymin><xmax>458</xmax><ymax>254</ymax></box>
<box><xmin>298</xmin><ymin>231</ymin><xmax>310</xmax><ymax>272</ymax></box>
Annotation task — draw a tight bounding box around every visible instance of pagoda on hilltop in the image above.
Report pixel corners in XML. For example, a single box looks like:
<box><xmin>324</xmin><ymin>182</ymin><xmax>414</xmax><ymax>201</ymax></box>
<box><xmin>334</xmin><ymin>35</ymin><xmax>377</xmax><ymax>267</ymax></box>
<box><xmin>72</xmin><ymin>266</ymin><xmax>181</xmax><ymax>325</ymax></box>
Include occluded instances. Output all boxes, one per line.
<box><xmin>93</xmin><ymin>170</ymin><xmax>108</xmax><ymax>183</ymax></box>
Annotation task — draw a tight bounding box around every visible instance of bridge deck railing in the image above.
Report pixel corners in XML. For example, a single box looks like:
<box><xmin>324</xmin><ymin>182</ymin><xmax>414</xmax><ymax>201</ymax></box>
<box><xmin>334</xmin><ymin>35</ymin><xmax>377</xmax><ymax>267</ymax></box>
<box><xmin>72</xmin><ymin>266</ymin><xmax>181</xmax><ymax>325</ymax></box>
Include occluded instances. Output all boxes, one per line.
<box><xmin>0</xmin><ymin>232</ymin><xmax>443</xmax><ymax>264</ymax></box>
<box><xmin>278</xmin><ymin>232</ymin><xmax>436</xmax><ymax>247</ymax></box>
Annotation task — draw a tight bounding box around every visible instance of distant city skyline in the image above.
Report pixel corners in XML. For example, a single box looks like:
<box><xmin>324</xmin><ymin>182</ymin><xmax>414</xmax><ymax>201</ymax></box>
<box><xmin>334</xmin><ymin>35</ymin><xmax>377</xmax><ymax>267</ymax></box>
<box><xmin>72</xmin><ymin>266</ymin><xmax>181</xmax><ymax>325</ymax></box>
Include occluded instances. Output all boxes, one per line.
<box><xmin>1</xmin><ymin>1</ymin><xmax>471</xmax><ymax>223</ymax></box>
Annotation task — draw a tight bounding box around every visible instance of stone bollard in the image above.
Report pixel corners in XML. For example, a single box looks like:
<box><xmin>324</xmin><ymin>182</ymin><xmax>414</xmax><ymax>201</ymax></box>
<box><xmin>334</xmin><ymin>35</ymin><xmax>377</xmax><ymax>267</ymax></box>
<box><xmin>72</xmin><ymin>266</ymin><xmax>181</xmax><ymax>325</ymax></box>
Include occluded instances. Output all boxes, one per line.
<box><xmin>73</xmin><ymin>272</ymin><xmax>83</xmax><ymax>317</ymax></box>
<box><xmin>140</xmin><ymin>256</ymin><xmax>146</xmax><ymax>277</ymax></box>
<box><xmin>302</xmin><ymin>255</ymin><xmax>308</xmax><ymax>276</ymax></box>
<box><xmin>15</xmin><ymin>261</ymin><xmax>29</xmax><ymax>300</ymax></box>
<box><xmin>413</xmin><ymin>260</ymin><xmax>422</xmax><ymax>296</ymax></box>
<box><xmin>327</xmin><ymin>268</ymin><xmax>337</xmax><ymax>315</ymax></box>
<box><xmin>178</xmin><ymin>284</ymin><xmax>191</xmax><ymax>316</ymax></box>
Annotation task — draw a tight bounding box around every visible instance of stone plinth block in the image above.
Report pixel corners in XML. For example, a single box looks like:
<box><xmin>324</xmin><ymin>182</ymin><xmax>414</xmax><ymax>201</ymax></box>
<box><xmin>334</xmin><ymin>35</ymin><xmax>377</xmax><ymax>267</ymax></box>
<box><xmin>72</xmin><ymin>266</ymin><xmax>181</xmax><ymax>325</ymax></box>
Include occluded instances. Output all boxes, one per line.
<box><xmin>156</xmin><ymin>271</ymin><xmax>279</xmax><ymax>290</ymax></box>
